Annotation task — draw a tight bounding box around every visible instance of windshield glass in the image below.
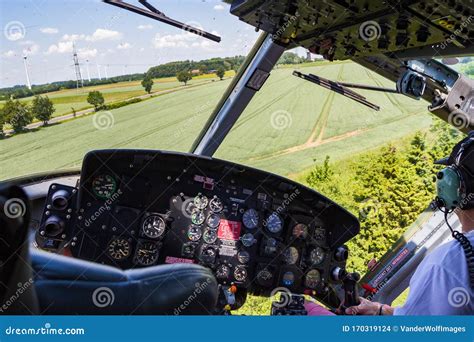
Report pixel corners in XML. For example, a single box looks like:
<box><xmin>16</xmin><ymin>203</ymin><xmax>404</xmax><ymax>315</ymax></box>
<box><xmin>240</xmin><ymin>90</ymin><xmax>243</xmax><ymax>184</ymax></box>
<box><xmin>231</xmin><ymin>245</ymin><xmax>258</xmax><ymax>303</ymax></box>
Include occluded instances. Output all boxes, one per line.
<box><xmin>0</xmin><ymin>0</ymin><xmax>258</xmax><ymax>180</ymax></box>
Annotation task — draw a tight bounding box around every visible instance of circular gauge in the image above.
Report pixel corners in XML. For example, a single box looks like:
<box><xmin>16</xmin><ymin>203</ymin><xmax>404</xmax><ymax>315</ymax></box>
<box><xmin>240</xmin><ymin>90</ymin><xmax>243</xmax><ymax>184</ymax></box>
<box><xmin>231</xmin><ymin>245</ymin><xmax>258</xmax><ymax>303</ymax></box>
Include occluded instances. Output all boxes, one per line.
<box><xmin>305</xmin><ymin>269</ymin><xmax>321</xmax><ymax>289</ymax></box>
<box><xmin>309</xmin><ymin>246</ymin><xmax>325</xmax><ymax>265</ymax></box>
<box><xmin>314</xmin><ymin>227</ymin><xmax>325</xmax><ymax>241</ymax></box>
<box><xmin>241</xmin><ymin>233</ymin><xmax>256</xmax><ymax>247</ymax></box>
<box><xmin>234</xmin><ymin>266</ymin><xmax>248</xmax><ymax>282</ymax></box>
<box><xmin>187</xmin><ymin>225</ymin><xmax>202</xmax><ymax>241</ymax></box>
<box><xmin>191</xmin><ymin>211</ymin><xmax>205</xmax><ymax>225</ymax></box>
<box><xmin>216</xmin><ymin>264</ymin><xmax>231</xmax><ymax>279</ymax></box>
<box><xmin>283</xmin><ymin>246</ymin><xmax>299</xmax><ymax>265</ymax></box>
<box><xmin>293</xmin><ymin>223</ymin><xmax>308</xmax><ymax>239</ymax></box>
<box><xmin>107</xmin><ymin>238</ymin><xmax>131</xmax><ymax>261</ymax></box>
<box><xmin>194</xmin><ymin>194</ymin><xmax>208</xmax><ymax>210</ymax></box>
<box><xmin>209</xmin><ymin>196</ymin><xmax>223</xmax><ymax>213</ymax></box>
<box><xmin>207</xmin><ymin>213</ymin><xmax>221</xmax><ymax>229</ymax></box>
<box><xmin>135</xmin><ymin>241</ymin><xmax>159</xmax><ymax>266</ymax></box>
<box><xmin>142</xmin><ymin>215</ymin><xmax>166</xmax><ymax>239</ymax></box>
<box><xmin>200</xmin><ymin>246</ymin><xmax>217</xmax><ymax>264</ymax></box>
<box><xmin>242</xmin><ymin>208</ymin><xmax>259</xmax><ymax>229</ymax></box>
<box><xmin>257</xmin><ymin>268</ymin><xmax>273</xmax><ymax>285</ymax></box>
<box><xmin>237</xmin><ymin>250</ymin><xmax>250</xmax><ymax>264</ymax></box>
<box><xmin>203</xmin><ymin>228</ymin><xmax>218</xmax><ymax>244</ymax></box>
<box><xmin>92</xmin><ymin>174</ymin><xmax>117</xmax><ymax>199</ymax></box>
<box><xmin>282</xmin><ymin>271</ymin><xmax>295</xmax><ymax>286</ymax></box>
<box><xmin>184</xmin><ymin>200</ymin><xmax>197</xmax><ymax>216</ymax></box>
<box><xmin>266</xmin><ymin>213</ymin><xmax>283</xmax><ymax>234</ymax></box>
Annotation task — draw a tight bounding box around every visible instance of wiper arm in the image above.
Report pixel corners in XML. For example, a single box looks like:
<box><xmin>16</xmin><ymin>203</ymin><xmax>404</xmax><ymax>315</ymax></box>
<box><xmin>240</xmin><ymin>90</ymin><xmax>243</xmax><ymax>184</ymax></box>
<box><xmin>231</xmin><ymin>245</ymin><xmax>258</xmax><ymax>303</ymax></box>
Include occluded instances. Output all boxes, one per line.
<box><xmin>293</xmin><ymin>71</ymin><xmax>381</xmax><ymax>111</ymax></box>
<box><xmin>103</xmin><ymin>0</ymin><xmax>221</xmax><ymax>43</ymax></box>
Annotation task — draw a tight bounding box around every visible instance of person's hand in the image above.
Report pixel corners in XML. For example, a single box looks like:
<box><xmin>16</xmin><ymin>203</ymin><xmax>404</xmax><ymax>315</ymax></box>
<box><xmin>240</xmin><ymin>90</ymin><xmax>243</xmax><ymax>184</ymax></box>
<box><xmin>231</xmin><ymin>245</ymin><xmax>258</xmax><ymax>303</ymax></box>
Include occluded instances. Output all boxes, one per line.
<box><xmin>345</xmin><ymin>297</ymin><xmax>381</xmax><ymax>315</ymax></box>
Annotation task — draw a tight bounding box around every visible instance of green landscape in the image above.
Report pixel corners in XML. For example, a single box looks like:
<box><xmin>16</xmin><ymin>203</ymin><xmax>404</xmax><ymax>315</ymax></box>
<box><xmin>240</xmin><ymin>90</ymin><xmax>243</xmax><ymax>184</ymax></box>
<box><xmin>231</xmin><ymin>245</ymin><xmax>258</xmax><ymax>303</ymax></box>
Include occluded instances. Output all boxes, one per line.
<box><xmin>0</xmin><ymin>55</ymin><xmax>472</xmax><ymax>315</ymax></box>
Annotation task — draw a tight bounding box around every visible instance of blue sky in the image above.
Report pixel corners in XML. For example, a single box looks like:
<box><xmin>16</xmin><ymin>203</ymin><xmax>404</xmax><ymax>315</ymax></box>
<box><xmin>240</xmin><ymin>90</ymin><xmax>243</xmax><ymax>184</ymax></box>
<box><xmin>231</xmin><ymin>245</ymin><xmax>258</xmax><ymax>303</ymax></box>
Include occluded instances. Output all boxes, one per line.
<box><xmin>0</xmin><ymin>0</ymin><xmax>262</xmax><ymax>87</ymax></box>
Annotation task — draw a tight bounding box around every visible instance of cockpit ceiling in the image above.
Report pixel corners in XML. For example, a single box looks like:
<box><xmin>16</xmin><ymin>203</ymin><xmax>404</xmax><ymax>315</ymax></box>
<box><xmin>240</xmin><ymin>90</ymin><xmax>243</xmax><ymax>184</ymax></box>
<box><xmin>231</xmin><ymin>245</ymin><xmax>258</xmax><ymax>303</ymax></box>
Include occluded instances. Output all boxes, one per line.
<box><xmin>230</xmin><ymin>0</ymin><xmax>474</xmax><ymax>60</ymax></box>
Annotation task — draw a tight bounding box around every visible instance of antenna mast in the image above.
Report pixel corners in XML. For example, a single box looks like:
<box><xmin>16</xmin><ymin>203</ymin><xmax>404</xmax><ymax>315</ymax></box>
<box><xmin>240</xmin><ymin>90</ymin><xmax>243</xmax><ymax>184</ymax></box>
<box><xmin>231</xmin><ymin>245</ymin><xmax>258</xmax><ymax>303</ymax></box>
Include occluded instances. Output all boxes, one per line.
<box><xmin>72</xmin><ymin>42</ymin><xmax>83</xmax><ymax>88</ymax></box>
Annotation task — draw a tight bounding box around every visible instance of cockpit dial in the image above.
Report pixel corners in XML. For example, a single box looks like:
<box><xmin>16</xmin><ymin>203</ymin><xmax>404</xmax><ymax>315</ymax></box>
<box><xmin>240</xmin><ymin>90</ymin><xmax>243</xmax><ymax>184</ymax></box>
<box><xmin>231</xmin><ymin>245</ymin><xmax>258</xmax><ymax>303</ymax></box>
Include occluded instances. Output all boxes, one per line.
<box><xmin>266</xmin><ymin>213</ymin><xmax>283</xmax><ymax>234</ymax></box>
<box><xmin>209</xmin><ymin>196</ymin><xmax>223</xmax><ymax>213</ymax></box>
<box><xmin>242</xmin><ymin>208</ymin><xmax>259</xmax><ymax>229</ymax></box>
<box><xmin>188</xmin><ymin>225</ymin><xmax>203</xmax><ymax>241</ymax></box>
<box><xmin>134</xmin><ymin>241</ymin><xmax>159</xmax><ymax>266</ymax></box>
<box><xmin>91</xmin><ymin>174</ymin><xmax>117</xmax><ymax>200</ymax></box>
<box><xmin>309</xmin><ymin>246</ymin><xmax>325</xmax><ymax>265</ymax></box>
<box><xmin>142</xmin><ymin>215</ymin><xmax>166</xmax><ymax>239</ymax></box>
<box><xmin>193</xmin><ymin>194</ymin><xmax>208</xmax><ymax>210</ymax></box>
<box><xmin>107</xmin><ymin>238</ymin><xmax>131</xmax><ymax>260</ymax></box>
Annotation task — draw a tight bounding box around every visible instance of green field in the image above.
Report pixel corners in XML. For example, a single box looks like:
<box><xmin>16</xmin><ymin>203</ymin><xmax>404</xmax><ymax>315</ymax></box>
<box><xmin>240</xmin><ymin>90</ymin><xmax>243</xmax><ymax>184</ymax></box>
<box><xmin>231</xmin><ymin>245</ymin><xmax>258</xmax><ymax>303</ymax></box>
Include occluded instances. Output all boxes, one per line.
<box><xmin>0</xmin><ymin>62</ymin><xmax>434</xmax><ymax>181</ymax></box>
<box><xmin>0</xmin><ymin>71</ymin><xmax>235</xmax><ymax>119</ymax></box>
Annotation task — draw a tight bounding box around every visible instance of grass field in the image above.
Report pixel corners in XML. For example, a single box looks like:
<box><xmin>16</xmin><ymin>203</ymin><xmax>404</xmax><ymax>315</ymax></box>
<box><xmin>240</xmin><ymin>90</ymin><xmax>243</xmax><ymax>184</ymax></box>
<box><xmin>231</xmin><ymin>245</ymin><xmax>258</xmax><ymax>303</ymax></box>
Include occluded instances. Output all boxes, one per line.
<box><xmin>0</xmin><ymin>62</ymin><xmax>434</xmax><ymax>181</ymax></box>
<box><xmin>0</xmin><ymin>71</ymin><xmax>235</xmax><ymax>119</ymax></box>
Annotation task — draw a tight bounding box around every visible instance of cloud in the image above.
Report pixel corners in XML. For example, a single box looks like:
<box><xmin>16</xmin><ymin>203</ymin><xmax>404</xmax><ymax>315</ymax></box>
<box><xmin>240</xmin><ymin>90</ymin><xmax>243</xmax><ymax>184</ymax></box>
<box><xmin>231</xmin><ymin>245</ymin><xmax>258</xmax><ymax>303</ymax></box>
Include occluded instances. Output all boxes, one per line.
<box><xmin>213</xmin><ymin>4</ymin><xmax>225</xmax><ymax>10</ymax></box>
<box><xmin>40</xmin><ymin>27</ymin><xmax>58</xmax><ymax>34</ymax></box>
<box><xmin>19</xmin><ymin>41</ymin><xmax>39</xmax><ymax>55</ymax></box>
<box><xmin>62</xmin><ymin>33</ymin><xmax>86</xmax><ymax>42</ymax></box>
<box><xmin>153</xmin><ymin>33</ymin><xmax>189</xmax><ymax>48</ymax></box>
<box><xmin>61</xmin><ymin>29</ymin><xmax>122</xmax><ymax>42</ymax></box>
<box><xmin>78</xmin><ymin>48</ymin><xmax>97</xmax><ymax>59</ymax></box>
<box><xmin>87</xmin><ymin>28</ymin><xmax>122</xmax><ymax>42</ymax></box>
<box><xmin>2</xmin><ymin>50</ymin><xmax>16</xmax><ymax>58</ymax></box>
<box><xmin>137</xmin><ymin>24</ymin><xmax>153</xmax><ymax>30</ymax></box>
<box><xmin>117</xmin><ymin>42</ymin><xmax>132</xmax><ymax>50</ymax></box>
<box><xmin>46</xmin><ymin>41</ymin><xmax>73</xmax><ymax>54</ymax></box>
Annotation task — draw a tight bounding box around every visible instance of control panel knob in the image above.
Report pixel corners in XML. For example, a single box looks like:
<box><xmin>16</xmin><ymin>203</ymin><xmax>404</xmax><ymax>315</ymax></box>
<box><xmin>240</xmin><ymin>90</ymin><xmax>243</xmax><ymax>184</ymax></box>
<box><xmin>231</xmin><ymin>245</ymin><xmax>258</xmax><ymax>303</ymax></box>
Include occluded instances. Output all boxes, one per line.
<box><xmin>43</xmin><ymin>216</ymin><xmax>65</xmax><ymax>237</ymax></box>
<box><xmin>51</xmin><ymin>190</ymin><xmax>70</xmax><ymax>210</ymax></box>
<box><xmin>334</xmin><ymin>245</ymin><xmax>349</xmax><ymax>262</ymax></box>
<box><xmin>331</xmin><ymin>266</ymin><xmax>346</xmax><ymax>281</ymax></box>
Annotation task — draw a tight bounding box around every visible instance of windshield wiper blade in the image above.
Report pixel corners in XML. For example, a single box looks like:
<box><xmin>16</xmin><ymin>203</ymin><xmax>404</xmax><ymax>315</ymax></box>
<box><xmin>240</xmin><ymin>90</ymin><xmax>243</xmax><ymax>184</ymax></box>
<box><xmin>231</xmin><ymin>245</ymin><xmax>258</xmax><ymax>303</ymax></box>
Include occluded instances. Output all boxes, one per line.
<box><xmin>293</xmin><ymin>70</ymin><xmax>381</xmax><ymax>111</ymax></box>
<box><xmin>103</xmin><ymin>0</ymin><xmax>221</xmax><ymax>43</ymax></box>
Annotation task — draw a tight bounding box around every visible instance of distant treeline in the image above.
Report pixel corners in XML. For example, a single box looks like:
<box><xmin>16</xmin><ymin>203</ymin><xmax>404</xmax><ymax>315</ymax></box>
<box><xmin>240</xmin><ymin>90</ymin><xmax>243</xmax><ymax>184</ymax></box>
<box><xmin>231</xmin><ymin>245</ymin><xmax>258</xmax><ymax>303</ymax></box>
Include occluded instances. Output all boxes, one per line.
<box><xmin>146</xmin><ymin>56</ymin><xmax>245</xmax><ymax>79</ymax></box>
<box><xmin>0</xmin><ymin>55</ymin><xmax>248</xmax><ymax>101</ymax></box>
<box><xmin>0</xmin><ymin>74</ymin><xmax>144</xmax><ymax>101</ymax></box>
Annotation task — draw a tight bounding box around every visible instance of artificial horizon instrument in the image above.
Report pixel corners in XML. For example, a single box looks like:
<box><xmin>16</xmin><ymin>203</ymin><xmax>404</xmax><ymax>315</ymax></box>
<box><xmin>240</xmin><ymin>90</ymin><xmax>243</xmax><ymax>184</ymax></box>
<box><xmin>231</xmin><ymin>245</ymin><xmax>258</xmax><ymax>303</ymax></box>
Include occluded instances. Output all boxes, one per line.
<box><xmin>1</xmin><ymin>0</ymin><xmax>473</xmax><ymax>315</ymax></box>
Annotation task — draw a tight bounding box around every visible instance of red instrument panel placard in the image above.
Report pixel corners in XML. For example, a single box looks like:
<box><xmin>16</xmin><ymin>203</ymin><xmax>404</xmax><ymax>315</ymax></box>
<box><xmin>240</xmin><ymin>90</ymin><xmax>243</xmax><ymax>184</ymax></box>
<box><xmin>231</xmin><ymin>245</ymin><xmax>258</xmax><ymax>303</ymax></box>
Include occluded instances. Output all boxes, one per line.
<box><xmin>217</xmin><ymin>219</ymin><xmax>242</xmax><ymax>241</ymax></box>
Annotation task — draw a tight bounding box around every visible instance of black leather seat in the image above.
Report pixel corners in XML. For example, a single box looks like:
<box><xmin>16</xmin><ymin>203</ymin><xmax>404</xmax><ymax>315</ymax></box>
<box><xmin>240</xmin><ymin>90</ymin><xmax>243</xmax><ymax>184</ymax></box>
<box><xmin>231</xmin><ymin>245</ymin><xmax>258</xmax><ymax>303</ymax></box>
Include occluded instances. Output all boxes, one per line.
<box><xmin>31</xmin><ymin>248</ymin><xmax>219</xmax><ymax>315</ymax></box>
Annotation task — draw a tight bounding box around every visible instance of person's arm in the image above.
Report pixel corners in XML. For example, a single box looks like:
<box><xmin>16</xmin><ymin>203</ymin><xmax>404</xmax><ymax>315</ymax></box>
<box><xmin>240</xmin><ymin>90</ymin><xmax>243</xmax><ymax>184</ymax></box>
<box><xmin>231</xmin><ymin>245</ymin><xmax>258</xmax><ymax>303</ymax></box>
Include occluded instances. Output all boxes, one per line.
<box><xmin>345</xmin><ymin>297</ymin><xmax>394</xmax><ymax>315</ymax></box>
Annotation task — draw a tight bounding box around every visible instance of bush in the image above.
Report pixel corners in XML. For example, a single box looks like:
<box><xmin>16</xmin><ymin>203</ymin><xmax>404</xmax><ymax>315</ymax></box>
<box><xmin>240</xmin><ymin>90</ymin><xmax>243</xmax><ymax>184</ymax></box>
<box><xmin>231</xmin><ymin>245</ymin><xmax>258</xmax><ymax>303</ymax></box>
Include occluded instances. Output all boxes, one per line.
<box><xmin>1</xmin><ymin>99</ymin><xmax>33</xmax><ymax>133</ymax></box>
<box><xmin>105</xmin><ymin>98</ymin><xmax>142</xmax><ymax>110</ymax></box>
<box><xmin>87</xmin><ymin>91</ymin><xmax>105</xmax><ymax>111</ymax></box>
<box><xmin>31</xmin><ymin>95</ymin><xmax>55</xmax><ymax>125</ymax></box>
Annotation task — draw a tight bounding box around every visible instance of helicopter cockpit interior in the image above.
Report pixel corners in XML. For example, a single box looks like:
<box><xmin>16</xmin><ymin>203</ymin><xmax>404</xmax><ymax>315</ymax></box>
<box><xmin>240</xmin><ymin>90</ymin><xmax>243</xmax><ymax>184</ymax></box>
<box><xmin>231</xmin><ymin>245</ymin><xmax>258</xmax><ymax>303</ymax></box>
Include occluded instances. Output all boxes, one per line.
<box><xmin>1</xmin><ymin>0</ymin><xmax>473</xmax><ymax>316</ymax></box>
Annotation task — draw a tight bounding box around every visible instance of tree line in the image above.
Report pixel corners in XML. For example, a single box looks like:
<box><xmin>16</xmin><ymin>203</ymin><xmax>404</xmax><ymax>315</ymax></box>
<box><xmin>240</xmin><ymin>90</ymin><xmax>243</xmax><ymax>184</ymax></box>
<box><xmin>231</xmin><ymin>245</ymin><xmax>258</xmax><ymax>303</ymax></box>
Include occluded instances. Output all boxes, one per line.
<box><xmin>304</xmin><ymin>120</ymin><xmax>462</xmax><ymax>274</ymax></box>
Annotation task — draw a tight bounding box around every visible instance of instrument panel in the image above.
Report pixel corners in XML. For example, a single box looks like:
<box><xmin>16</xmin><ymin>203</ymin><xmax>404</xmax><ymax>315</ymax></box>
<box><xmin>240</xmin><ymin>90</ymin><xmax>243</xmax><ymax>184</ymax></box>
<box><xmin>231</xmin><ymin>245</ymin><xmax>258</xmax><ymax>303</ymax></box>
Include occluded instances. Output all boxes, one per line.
<box><xmin>36</xmin><ymin>149</ymin><xmax>359</xmax><ymax>302</ymax></box>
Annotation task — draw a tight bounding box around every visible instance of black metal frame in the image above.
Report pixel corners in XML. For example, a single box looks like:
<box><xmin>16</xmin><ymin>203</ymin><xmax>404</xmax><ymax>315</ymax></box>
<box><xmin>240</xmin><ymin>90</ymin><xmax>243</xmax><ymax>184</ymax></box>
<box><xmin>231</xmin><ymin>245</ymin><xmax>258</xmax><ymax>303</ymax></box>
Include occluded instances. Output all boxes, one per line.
<box><xmin>103</xmin><ymin>0</ymin><xmax>221</xmax><ymax>42</ymax></box>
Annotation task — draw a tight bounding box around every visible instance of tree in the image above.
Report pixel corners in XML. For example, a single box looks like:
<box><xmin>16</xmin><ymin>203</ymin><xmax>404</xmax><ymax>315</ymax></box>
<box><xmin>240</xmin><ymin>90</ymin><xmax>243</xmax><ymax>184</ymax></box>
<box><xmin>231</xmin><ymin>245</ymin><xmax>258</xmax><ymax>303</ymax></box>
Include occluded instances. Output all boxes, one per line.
<box><xmin>87</xmin><ymin>91</ymin><xmax>105</xmax><ymax>111</ymax></box>
<box><xmin>2</xmin><ymin>99</ymin><xmax>32</xmax><ymax>133</ymax></box>
<box><xmin>141</xmin><ymin>75</ymin><xmax>154</xmax><ymax>94</ymax></box>
<box><xmin>176</xmin><ymin>71</ymin><xmax>192</xmax><ymax>86</ymax></box>
<box><xmin>216</xmin><ymin>67</ymin><xmax>225</xmax><ymax>80</ymax></box>
<box><xmin>31</xmin><ymin>95</ymin><xmax>55</xmax><ymax>125</ymax></box>
<box><xmin>277</xmin><ymin>52</ymin><xmax>304</xmax><ymax>65</ymax></box>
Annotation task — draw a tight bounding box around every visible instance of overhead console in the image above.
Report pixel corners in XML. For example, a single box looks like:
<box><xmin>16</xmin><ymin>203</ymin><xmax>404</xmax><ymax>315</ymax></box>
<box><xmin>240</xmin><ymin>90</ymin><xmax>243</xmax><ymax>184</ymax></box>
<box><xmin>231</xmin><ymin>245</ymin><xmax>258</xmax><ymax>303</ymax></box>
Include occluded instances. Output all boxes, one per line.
<box><xmin>36</xmin><ymin>149</ymin><xmax>359</xmax><ymax>305</ymax></box>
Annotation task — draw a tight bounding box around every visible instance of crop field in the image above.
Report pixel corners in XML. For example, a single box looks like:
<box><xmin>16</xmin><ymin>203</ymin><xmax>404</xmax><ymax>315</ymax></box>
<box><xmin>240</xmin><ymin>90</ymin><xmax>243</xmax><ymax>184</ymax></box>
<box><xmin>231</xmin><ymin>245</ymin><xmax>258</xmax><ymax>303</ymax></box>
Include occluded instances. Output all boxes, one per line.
<box><xmin>0</xmin><ymin>71</ymin><xmax>234</xmax><ymax>119</ymax></box>
<box><xmin>0</xmin><ymin>62</ymin><xmax>433</xmax><ymax>181</ymax></box>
